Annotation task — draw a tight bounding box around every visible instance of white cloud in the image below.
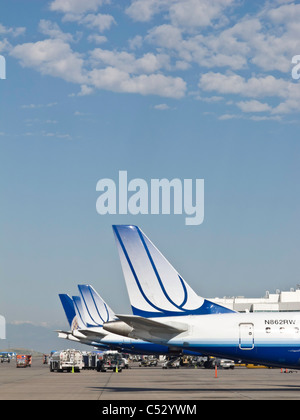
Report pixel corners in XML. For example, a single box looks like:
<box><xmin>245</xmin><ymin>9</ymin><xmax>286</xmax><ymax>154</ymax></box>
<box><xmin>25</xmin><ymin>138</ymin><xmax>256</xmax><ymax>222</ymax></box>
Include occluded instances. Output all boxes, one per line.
<box><xmin>168</xmin><ymin>0</ymin><xmax>235</xmax><ymax>28</ymax></box>
<box><xmin>199</xmin><ymin>72</ymin><xmax>288</xmax><ymax>98</ymax></box>
<box><xmin>0</xmin><ymin>23</ymin><xmax>26</xmax><ymax>37</ymax></box>
<box><xmin>141</xmin><ymin>2</ymin><xmax>300</xmax><ymax>76</ymax></box>
<box><xmin>90</xmin><ymin>48</ymin><xmax>169</xmax><ymax>74</ymax></box>
<box><xmin>268</xmin><ymin>3</ymin><xmax>300</xmax><ymax>23</ymax></box>
<box><xmin>84</xmin><ymin>47</ymin><xmax>185</xmax><ymax>97</ymax></box>
<box><xmin>154</xmin><ymin>103</ymin><xmax>170</xmax><ymax>110</ymax></box>
<box><xmin>89</xmin><ymin>67</ymin><xmax>186</xmax><ymax>98</ymax></box>
<box><xmin>271</xmin><ymin>93</ymin><xmax>300</xmax><ymax>115</ymax></box>
<box><xmin>201</xmin><ymin>95</ymin><xmax>223</xmax><ymax>103</ymax></box>
<box><xmin>11</xmin><ymin>39</ymin><xmax>87</xmax><ymax>85</ymax></box>
<box><xmin>49</xmin><ymin>0</ymin><xmax>109</xmax><ymax>15</ymax></box>
<box><xmin>49</xmin><ymin>0</ymin><xmax>115</xmax><ymax>34</ymax></box>
<box><xmin>0</xmin><ymin>39</ymin><xmax>11</xmax><ymax>53</ymax></box>
<box><xmin>7</xmin><ymin>0</ymin><xmax>300</xmax><ymax>113</ymax></box>
<box><xmin>126</xmin><ymin>0</ymin><xmax>235</xmax><ymax>28</ymax></box>
<box><xmin>218</xmin><ymin>114</ymin><xmax>241</xmax><ymax>120</ymax></box>
<box><xmin>125</xmin><ymin>0</ymin><xmax>166</xmax><ymax>22</ymax></box>
<box><xmin>80</xmin><ymin>13</ymin><xmax>116</xmax><ymax>32</ymax></box>
<box><xmin>11</xmin><ymin>34</ymin><xmax>185</xmax><ymax>99</ymax></box>
<box><xmin>199</xmin><ymin>71</ymin><xmax>300</xmax><ymax>116</ymax></box>
<box><xmin>88</xmin><ymin>34</ymin><xmax>107</xmax><ymax>44</ymax></box>
<box><xmin>78</xmin><ymin>84</ymin><xmax>94</xmax><ymax>96</ymax></box>
<box><xmin>250</xmin><ymin>115</ymin><xmax>282</xmax><ymax>122</ymax></box>
<box><xmin>129</xmin><ymin>35</ymin><xmax>143</xmax><ymax>50</ymax></box>
<box><xmin>237</xmin><ymin>100</ymin><xmax>272</xmax><ymax>113</ymax></box>
<box><xmin>146</xmin><ymin>24</ymin><xmax>183</xmax><ymax>50</ymax></box>
<box><xmin>38</xmin><ymin>20</ymin><xmax>75</xmax><ymax>42</ymax></box>
<box><xmin>146</xmin><ymin>22</ymin><xmax>249</xmax><ymax>71</ymax></box>
<box><xmin>43</xmin><ymin>131</ymin><xmax>71</xmax><ymax>139</ymax></box>
<box><xmin>62</xmin><ymin>12</ymin><xmax>116</xmax><ymax>33</ymax></box>
<box><xmin>21</xmin><ymin>102</ymin><xmax>58</xmax><ymax>109</ymax></box>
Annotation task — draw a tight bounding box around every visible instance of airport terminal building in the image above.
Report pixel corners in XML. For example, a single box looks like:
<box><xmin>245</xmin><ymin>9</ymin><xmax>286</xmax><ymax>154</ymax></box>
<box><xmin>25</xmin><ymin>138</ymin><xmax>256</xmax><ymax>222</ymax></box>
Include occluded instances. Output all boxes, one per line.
<box><xmin>210</xmin><ymin>286</ymin><xmax>300</xmax><ymax>313</ymax></box>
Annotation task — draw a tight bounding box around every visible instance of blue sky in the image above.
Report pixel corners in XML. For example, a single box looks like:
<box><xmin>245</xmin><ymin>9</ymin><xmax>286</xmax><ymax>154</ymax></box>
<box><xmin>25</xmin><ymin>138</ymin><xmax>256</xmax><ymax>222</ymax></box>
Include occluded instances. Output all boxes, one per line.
<box><xmin>0</xmin><ymin>0</ymin><xmax>300</xmax><ymax>329</ymax></box>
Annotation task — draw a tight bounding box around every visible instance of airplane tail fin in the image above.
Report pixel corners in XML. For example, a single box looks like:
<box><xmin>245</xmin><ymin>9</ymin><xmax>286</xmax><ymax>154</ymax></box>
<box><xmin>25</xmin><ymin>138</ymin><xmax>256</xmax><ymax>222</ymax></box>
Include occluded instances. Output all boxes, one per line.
<box><xmin>113</xmin><ymin>225</ymin><xmax>234</xmax><ymax>318</ymax></box>
<box><xmin>59</xmin><ymin>294</ymin><xmax>77</xmax><ymax>329</ymax></box>
<box><xmin>77</xmin><ymin>284</ymin><xmax>117</xmax><ymax>326</ymax></box>
<box><xmin>72</xmin><ymin>295</ymin><xmax>90</xmax><ymax>330</ymax></box>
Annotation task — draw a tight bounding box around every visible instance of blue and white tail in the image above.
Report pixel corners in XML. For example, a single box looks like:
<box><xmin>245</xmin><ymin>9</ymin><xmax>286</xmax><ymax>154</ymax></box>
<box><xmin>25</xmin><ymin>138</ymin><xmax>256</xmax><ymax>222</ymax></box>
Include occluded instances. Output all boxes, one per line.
<box><xmin>59</xmin><ymin>294</ymin><xmax>79</xmax><ymax>331</ymax></box>
<box><xmin>113</xmin><ymin>225</ymin><xmax>234</xmax><ymax>318</ymax></box>
<box><xmin>72</xmin><ymin>295</ymin><xmax>89</xmax><ymax>330</ymax></box>
<box><xmin>77</xmin><ymin>284</ymin><xmax>117</xmax><ymax>327</ymax></box>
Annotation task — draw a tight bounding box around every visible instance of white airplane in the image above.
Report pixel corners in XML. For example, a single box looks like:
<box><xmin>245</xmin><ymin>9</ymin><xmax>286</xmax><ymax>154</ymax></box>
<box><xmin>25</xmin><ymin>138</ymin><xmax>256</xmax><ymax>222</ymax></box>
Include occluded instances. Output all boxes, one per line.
<box><xmin>104</xmin><ymin>225</ymin><xmax>300</xmax><ymax>369</ymax></box>
<box><xmin>58</xmin><ymin>285</ymin><xmax>202</xmax><ymax>356</ymax></box>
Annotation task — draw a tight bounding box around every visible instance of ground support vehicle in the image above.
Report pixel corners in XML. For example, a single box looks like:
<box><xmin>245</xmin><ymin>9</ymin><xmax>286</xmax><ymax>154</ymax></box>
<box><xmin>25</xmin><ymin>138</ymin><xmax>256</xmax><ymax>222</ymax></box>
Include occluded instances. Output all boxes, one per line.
<box><xmin>162</xmin><ymin>357</ymin><xmax>180</xmax><ymax>369</ymax></box>
<box><xmin>0</xmin><ymin>352</ymin><xmax>10</xmax><ymax>363</ymax></box>
<box><xmin>49</xmin><ymin>349</ymin><xmax>83</xmax><ymax>373</ymax></box>
<box><xmin>219</xmin><ymin>359</ymin><xmax>235</xmax><ymax>369</ymax></box>
<box><xmin>16</xmin><ymin>355</ymin><xmax>32</xmax><ymax>368</ymax></box>
<box><xmin>43</xmin><ymin>354</ymin><xmax>49</xmax><ymax>364</ymax></box>
<box><xmin>83</xmin><ymin>353</ymin><xmax>99</xmax><ymax>370</ymax></box>
<box><xmin>97</xmin><ymin>351</ymin><xmax>125</xmax><ymax>372</ymax></box>
<box><xmin>139</xmin><ymin>356</ymin><xmax>158</xmax><ymax>367</ymax></box>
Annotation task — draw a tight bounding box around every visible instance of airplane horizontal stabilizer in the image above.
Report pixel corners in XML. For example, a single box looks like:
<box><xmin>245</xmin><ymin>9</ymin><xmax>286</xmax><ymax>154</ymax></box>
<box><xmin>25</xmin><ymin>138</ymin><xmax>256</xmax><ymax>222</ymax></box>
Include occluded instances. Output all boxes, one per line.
<box><xmin>115</xmin><ymin>314</ymin><xmax>188</xmax><ymax>342</ymax></box>
<box><xmin>78</xmin><ymin>328</ymin><xmax>107</xmax><ymax>339</ymax></box>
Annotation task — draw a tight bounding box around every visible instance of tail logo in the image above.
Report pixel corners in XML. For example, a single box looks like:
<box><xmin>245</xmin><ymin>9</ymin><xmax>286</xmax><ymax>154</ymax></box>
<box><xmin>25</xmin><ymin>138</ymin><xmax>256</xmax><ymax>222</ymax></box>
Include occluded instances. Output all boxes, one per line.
<box><xmin>77</xmin><ymin>285</ymin><xmax>116</xmax><ymax>327</ymax></box>
<box><xmin>114</xmin><ymin>225</ymin><xmax>234</xmax><ymax>317</ymax></box>
<box><xmin>71</xmin><ymin>317</ymin><xmax>79</xmax><ymax>332</ymax></box>
<box><xmin>114</xmin><ymin>225</ymin><xmax>204</xmax><ymax>317</ymax></box>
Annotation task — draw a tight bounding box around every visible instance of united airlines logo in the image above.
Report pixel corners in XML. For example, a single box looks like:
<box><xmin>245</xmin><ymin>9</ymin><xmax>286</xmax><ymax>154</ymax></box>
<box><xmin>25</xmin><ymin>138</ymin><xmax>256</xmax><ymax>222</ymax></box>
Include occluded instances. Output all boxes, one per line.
<box><xmin>71</xmin><ymin>317</ymin><xmax>79</xmax><ymax>332</ymax></box>
<box><xmin>79</xmin><ymin>287</ymin><xmax>112</xmax><ymax>326</ymax></box>
<box><xmin>114</xmin><ymin>225</ymin><xmax>234</xmax><ymax>317</ymax></box>
<box><xmin>114</xmin><ymin>225</ymin><xmax>205</xmax><ymax>317</ymax></box>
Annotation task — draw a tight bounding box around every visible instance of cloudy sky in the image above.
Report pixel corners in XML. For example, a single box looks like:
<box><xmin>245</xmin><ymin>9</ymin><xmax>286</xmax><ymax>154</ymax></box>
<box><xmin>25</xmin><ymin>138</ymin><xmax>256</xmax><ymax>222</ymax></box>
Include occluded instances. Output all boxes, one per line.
<box><xmin>0</xmin><ymin>0</ymin><xmax>300</xmax><ymax>329</ymax></box>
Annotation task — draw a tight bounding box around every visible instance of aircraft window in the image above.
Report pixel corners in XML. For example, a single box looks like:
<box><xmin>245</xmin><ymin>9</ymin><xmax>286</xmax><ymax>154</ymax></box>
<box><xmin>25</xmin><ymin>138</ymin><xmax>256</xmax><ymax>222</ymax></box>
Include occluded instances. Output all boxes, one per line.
<box><xmin>295</xmin><ymin>327</ymin><xmax>299</xmax><ymax>334</ymax></box>
<box><xmin>266</xmin><ymin>327</ymin><xmax>271</xmax><ymax>334</ymax></box>
<box><xmin>280</xmin><ymin>327</ymin><xmax>285</xmax><ymax>333</ymax></box>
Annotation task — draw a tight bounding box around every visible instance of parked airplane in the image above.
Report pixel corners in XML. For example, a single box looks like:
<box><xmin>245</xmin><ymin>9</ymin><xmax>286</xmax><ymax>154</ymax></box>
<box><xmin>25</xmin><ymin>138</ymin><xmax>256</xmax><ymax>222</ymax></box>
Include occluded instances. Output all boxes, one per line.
<box><xmin>57</xmin><ymin>294</ymin><xmax>111</xmax><ymax>349</ymax></box>
<box><xmin>104</xmin><ymin>225</ymin><xmax>300</xmax><ymax>369</ymax></box>
<box><xmin>58</xmin><ymin>285</ymin><xmax>201</xmax><ymax>356</ymax></box>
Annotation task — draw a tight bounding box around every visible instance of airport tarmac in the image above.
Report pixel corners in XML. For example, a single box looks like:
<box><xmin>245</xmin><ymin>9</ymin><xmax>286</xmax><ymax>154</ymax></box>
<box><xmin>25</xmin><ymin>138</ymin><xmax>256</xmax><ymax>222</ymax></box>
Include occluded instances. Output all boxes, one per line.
<box><xmin>0</xmin><ymin>358</ymin><xmax>300</xmax><ymax>400</ymax></box>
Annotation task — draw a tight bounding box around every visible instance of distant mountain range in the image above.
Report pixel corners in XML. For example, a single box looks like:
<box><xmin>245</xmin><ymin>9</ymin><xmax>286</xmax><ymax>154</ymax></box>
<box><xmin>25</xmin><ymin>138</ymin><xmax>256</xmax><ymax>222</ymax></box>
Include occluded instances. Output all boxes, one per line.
<box><xmin>0</xmin><ymin>322</ymin><xmax>89</xmax><ymax>354</ymax></box>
